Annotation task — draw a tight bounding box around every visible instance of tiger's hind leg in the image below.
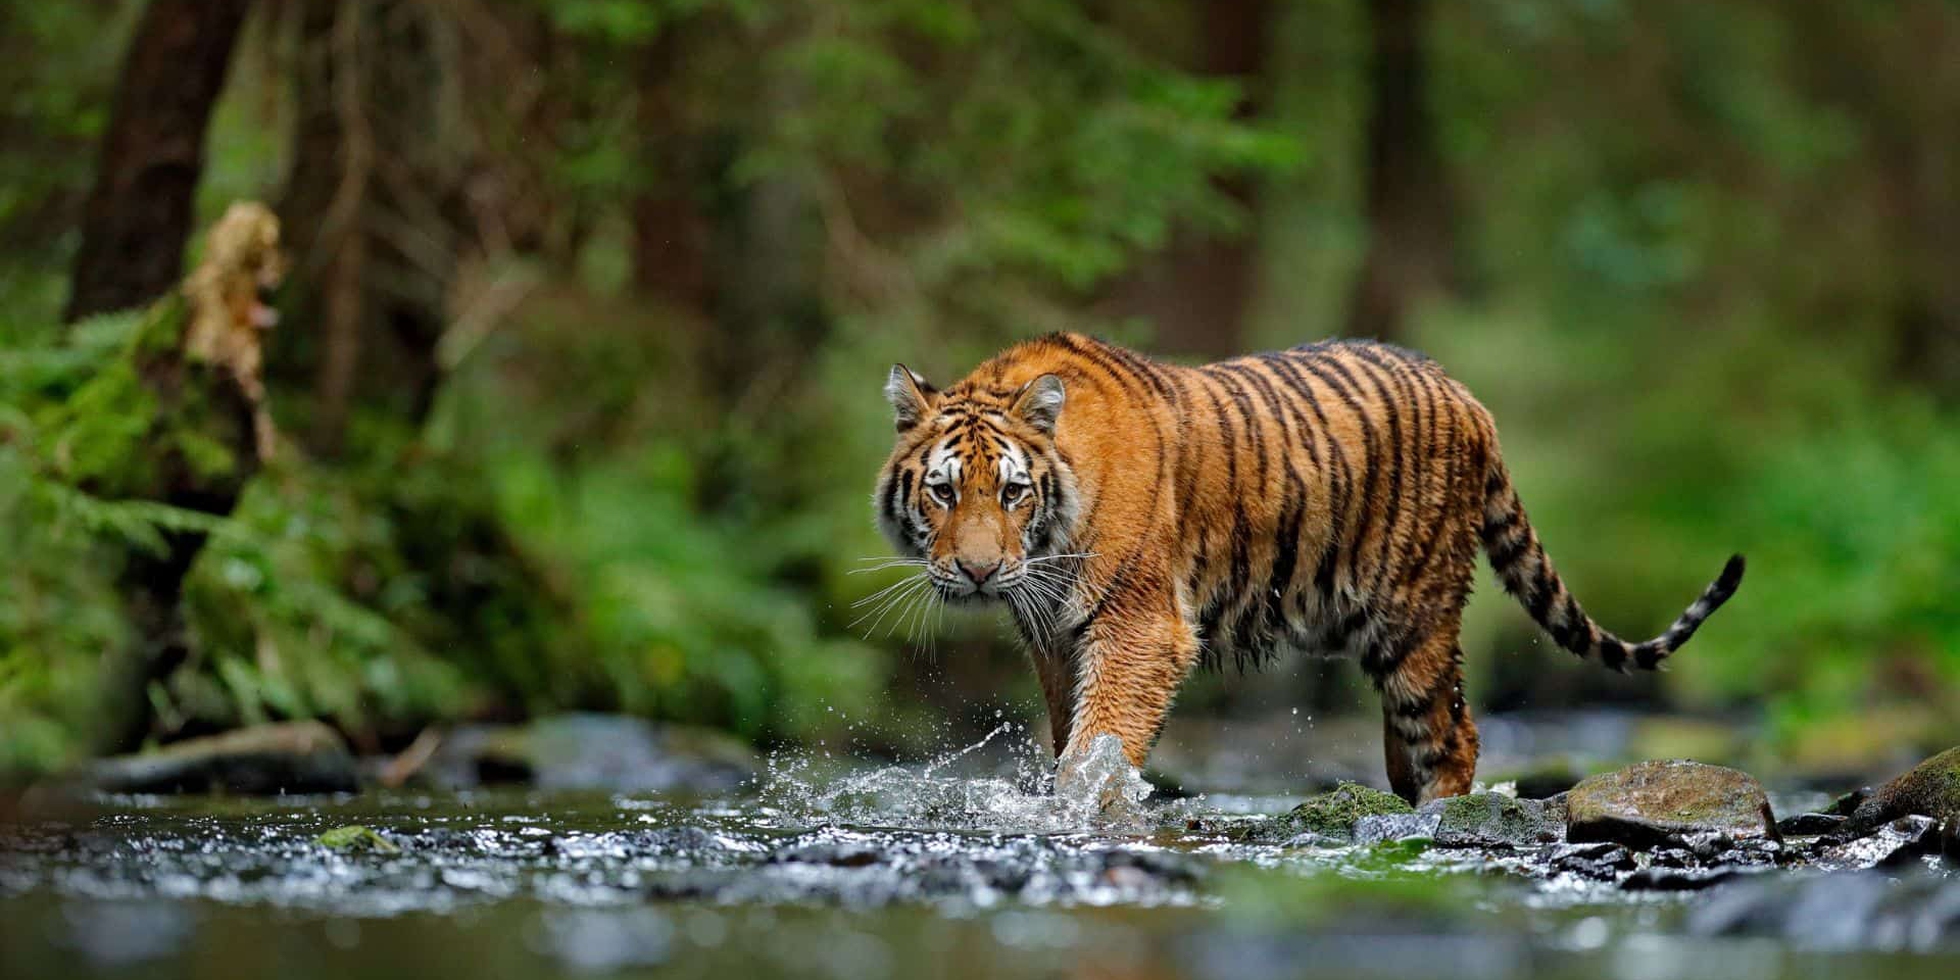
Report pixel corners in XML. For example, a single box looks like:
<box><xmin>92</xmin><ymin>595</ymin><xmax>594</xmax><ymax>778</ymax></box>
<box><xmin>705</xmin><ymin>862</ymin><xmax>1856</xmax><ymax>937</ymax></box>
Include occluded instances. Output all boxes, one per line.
<box><xmin>1368</xmin><ymin>626</ymin><xmax>1480</xmax><ymax>804</ymax></box>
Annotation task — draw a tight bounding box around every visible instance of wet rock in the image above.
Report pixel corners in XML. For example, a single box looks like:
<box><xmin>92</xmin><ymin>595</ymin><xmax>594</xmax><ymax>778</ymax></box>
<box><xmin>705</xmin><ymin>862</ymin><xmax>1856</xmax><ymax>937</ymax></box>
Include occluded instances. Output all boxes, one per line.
<box><xmin>1548</xmin><ymin>841</ymin><xmax>1634</xmax><ymax>879</ymax></box>
<box><xmin>1564</xmin><ymin>760</ymin><xmax>1777</xmax><ymax>849</ymax></box>
<box><xmin>1818</xmin><ymin>815</ymin><xmax>1941</xmax><ymax>870</ymax></box>
<box><xmin>81</xmin><ymin>721</ymin><xmax>357</xmax><ymax>795</ymax></box>
<box><xmin>1620</xmin><ymin>866</ymin><xmax>1748</xmax><ymax>892</ymax></box>
<box><xmin>1825</xmin><ymin>787</ymin><xmax>1870</xmax><ymax>816</ymax></box>
<box><xmin>315</xmin><ymin>825</ymin><xmax>398</xmax><ymax>853</ymax></box>
<box><xmin>1678</xmin><ymin>831</ymin><xmax>1781</xmax><ymax>868</ymax></box>
<box><xmin>1849</xmin><ymin>745</ymin><xmax>1960</xmax><ymax>830</ymax></box>
<box><xmin>1946</xmin><ymin>817</ymin><xmax>1959</xmax><ymax>861</ymax></box>
<box><xmin>1433</xmin><ymin>793</ymin><xmax>1561</xmax><ymax>848</ymax></box>
<box><xmin>1264</xmin><ymin>782</ymin><xmax>1412</xmax><ymax>842</ymax></box>
<box><xmin>1352</xmin><ymin>810</ymin><xmax>1443</xmax><ymax>845</ymax></box>
<box><xmin>1775</xmin><ymin>812</ymin><xmax>1847</xmax><ymax>837</ymax></box>
<box><xmin>425</xmin><ymin>714</ymin><xmax>758</xmax><ymax>793</ymax></box>
<box><xmin>1708</xmin><ymin>837</ymin><xmax>1784</xmax><ymax>868</ymax></box>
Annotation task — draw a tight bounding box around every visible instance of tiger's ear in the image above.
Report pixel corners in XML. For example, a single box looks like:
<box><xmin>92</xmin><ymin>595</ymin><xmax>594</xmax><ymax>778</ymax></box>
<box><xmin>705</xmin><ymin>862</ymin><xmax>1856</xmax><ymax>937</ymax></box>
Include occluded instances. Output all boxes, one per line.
<box><xmin>1012</xmin><ymin>374</ymin><xmax>1066</xmax><ymax>434</ymax></box>
<box><xmin>885</xmin><ymin>364</ymin><xmax>936</xmax><ymax>432</ymax></box>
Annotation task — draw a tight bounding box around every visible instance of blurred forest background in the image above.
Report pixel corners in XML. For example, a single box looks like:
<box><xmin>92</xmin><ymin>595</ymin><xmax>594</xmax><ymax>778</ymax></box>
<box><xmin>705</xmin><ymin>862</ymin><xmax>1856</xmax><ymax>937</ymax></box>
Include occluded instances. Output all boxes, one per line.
<box><xmin>2</xmin><ymin>0</ymin><xmax>1957</xmax><ymax>784</ymax></box>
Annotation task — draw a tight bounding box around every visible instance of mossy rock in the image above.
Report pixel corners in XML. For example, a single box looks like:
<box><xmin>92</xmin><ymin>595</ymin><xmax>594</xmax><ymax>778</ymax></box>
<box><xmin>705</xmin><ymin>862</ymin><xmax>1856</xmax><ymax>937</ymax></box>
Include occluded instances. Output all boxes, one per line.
<box><xmin>1433</xmin><ymin>793</ymin><xmax>1562</xmax><ymax>848</ymax></box>
<box><xmin>1266</xmin><ymin>782</ymin><xmax>1413</xmax><ymax>842</ymax></box>
<box><xmin>1850</xmin><ymin>746</ymin><xmax>1960</xmax><ymax>830</ymax></box>
<box><xmin>316</xmin><ymin>825</ymin><xmax>398</xmax><ymax>853</ymax></box>
<box><xmin>1565</xmin><ymin>760</ymin><xmax>1776</xmax><ymax>849</ymax></box>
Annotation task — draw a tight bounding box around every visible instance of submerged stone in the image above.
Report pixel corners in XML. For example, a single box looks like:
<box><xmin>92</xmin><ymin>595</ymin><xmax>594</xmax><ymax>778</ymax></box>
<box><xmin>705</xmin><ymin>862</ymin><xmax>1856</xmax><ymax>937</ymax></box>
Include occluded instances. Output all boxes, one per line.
<box><xmin>1548</xmin><ymin>841</ymin><xmax>1634</xmax><ymax>879</ymax></box>
<box><xmin>1849</xmin><ymin>745</ymin><xmax>1960</xmax><ymax>830</ymax></box>
<box><xmin>315</xmin><ymin>825</ymin><xmax>398</xmax><ymax>853</ymax></box>
<box><xmin>1620</xmin><ymin>866</ymin><xmax>1748</xmax><ymax>892</ymax></box>
<box><xmin>1432</xmin><ymin>793</ymin><xmax>1561</xmax><ymax>848</ymax></box>
<box><xmin>1775</xmin><ymin>812</ymin><xmax>1848</xmax><ymax>837</ymax></box>
<box><xmin>81</xmin><ymin>721</ymin><xmax>357</xmax><ymax>795</ymax></box>
<box><xmin>1564</xmin><ymin>760</ymin><xmax>1777</xmax><ymax>849</ymax></box>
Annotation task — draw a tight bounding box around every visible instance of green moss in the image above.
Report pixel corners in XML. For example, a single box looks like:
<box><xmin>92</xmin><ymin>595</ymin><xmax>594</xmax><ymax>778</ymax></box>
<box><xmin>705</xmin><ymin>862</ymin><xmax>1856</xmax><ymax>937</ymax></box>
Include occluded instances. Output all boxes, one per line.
<box><xmin>1278</xmin><ymin>782</ymin><xmax>1413</xmax><ymax>839</ymax></box>
<box><xmin>1433</xmin><ymin>793</ymin><xmax>1561</xmax><ymax>847</ymax></box>
<box><xmin>315</xmin><ymin>825</ymin><xmax>399</xmax><ymax>853</ymax></box>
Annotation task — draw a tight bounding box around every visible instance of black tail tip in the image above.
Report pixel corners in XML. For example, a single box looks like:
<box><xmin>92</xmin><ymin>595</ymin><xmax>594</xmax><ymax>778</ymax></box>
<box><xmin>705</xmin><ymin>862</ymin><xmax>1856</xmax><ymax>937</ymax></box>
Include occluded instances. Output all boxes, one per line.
<box><xmin>1712</xmin><ymin>553</ymin><xmax>1746</xmax><ymax>600</ymax></box>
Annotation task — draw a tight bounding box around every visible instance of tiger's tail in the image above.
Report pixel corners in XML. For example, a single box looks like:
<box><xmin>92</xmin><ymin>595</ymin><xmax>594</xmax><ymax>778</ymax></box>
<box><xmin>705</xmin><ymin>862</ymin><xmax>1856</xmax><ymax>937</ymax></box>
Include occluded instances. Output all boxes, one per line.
<box><xmin>1478</xmin><ymin>456</ymin><xmax>1744</xmax><ymax>672</ymax></box>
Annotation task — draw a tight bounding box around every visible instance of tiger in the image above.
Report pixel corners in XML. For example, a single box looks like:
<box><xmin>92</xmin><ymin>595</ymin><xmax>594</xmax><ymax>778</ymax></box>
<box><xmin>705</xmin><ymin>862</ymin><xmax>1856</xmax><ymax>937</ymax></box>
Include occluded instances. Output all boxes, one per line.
<box><xmin>872</xmin><ymin>333</ymin><xmax>1744</xmax><ymax>804</ymax></box>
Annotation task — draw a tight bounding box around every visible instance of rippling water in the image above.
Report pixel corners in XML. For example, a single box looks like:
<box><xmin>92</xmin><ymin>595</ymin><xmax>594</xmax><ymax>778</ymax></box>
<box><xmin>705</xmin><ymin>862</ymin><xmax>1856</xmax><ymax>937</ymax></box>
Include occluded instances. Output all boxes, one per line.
<box><xmin>2</xmin><ymin>723</ymin><xmax>1955</xmax><ymax>980</ymax></box>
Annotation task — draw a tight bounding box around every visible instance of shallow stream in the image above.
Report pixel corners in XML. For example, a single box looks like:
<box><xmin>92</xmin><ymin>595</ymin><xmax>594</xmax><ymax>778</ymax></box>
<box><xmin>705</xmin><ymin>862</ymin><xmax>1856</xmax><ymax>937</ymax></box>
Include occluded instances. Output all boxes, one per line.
<box><xmin>3</xmin><ymin>723</ymin><xmax>1956</xmax><ymax>980</ymax></box>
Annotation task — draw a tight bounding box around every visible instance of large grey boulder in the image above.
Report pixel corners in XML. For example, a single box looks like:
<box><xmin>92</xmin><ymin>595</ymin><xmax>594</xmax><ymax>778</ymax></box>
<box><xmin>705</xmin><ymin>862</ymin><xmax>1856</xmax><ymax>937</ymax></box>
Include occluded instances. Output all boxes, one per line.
<box><xmin>1565</xmin><ymin>760</ymin><xmax>1777</xmax><ymax>848</ymax></box>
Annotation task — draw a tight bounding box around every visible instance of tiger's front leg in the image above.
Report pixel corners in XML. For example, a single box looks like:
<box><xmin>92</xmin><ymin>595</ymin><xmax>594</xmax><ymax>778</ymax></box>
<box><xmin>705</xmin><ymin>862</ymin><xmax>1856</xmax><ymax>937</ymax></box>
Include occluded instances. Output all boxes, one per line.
<box><xmin>1057</xmin><ymin>584</ymin><xmax>1199</xmax><ymax>771</ymax></box>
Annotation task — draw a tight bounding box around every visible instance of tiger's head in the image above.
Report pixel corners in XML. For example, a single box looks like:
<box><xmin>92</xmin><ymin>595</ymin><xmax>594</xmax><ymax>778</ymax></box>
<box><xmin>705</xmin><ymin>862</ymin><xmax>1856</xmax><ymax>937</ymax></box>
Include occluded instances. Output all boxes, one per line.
<box><xmin>873</xmin><ymin>364</ymin><xmax>1079</xmax><ymax>603</ymax></box>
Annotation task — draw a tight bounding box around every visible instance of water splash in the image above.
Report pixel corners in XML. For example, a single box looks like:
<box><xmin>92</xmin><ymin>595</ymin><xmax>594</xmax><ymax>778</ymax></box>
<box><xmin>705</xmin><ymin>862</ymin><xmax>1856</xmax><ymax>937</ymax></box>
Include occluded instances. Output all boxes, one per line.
<box><xmin>755</xmin><ymin>724</ymin><xmax>1154</xmax><ymax>834</ymax></box>
<box><xmin>1051</xmin><ymin>734</ymin><xmax>1152</xmax><ymax>830</ymax></box>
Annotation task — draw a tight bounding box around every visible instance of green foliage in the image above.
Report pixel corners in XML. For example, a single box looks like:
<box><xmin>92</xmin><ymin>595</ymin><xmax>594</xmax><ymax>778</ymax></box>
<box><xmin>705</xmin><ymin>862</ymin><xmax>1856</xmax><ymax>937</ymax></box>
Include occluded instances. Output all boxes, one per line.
<box><xmin>433</xmin><ymin>296</ymin><xmax>891</xmax><ymax>743</ymax></box>
<box><xmin>6</xmin><ymin>0</ymin><xmax>1960</xmax><ymax>781</ymax></box>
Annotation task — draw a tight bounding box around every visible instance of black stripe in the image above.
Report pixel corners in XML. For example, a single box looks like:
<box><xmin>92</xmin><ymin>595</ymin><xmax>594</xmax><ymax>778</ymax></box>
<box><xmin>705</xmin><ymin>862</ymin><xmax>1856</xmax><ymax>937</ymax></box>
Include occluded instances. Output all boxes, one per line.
<box><xmin>1260</xmin><ymin>353</ymin><xmax>1350</xmax><ymax>606</ymax></box>
<box><xmin>1363</xmin><ymin>622</ymin><xmax>1419</xmax><ymax>678</ymax></box>
<box><xmin>1401</xmin><ymin>400</ymin><xmax>1457</xmax><ymax>585</ymax></box>
<box><xmin>1395</xmin><ymin>665</ymin><xmax>1457</xmax><ymax>718</ymax></box>
<box><xmin>1486</xmin><ymin>526</ymin><xmax>1530</xmax><ymax>568</ymax></box>
<box><xmin>1599</xmin><ymin>636</ymin><xmax>1629</xmax><ymax>670</ymax></box>
<box><xmin>1221</xmin><ymin>362</ymin><xmax>1311</xmax><ymax>650</ymax></box>
<box><xmin>1526</xmin><ymin>575</ymin><xmax>1559</xmax><ymax>625</ymax></box>
<box><xmin>1206</xmin><ymin>366</ymin><xmax>1270</xmax><ymax>494</ymax></box>
<box><xmin>1417</xmin><ymin>737</ymin><xmax>1459</xmax><ymax>771</ymax></box>
<box><xmin>1293</xmin><ymin>352</ymin><xmax>1376</xmax><ymax>592</ymax></box>
<box><xmin>1347</xmin><ymin>351</ymin><xmax>1409</xmax><ymax>598</ymax></box>
<box><xmin>881</xmin><ymin>473</ymin><xmax>904</xmax><ymax>533</ymax></box>
<box><xmin>1101</xmin><ymin>339</ymin><xmax>1180</xmax><ymax>404</ymax></box>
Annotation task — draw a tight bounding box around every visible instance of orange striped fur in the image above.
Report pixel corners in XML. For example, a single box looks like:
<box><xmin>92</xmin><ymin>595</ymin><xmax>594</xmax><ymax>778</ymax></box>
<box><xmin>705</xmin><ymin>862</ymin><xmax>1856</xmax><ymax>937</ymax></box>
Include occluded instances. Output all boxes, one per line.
<box><xmin>875</xmin><ymin>334</ymin><xmax>1743</xmax><ymax>803</ymax></box>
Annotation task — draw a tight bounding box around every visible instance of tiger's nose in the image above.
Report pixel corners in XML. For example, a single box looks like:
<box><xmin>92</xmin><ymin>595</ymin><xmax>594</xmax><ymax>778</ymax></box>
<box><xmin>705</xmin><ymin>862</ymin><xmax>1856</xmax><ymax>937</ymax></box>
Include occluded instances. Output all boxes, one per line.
<box><xmin>958</xmin><ymin>558</ymin><xmax>999</xmax><ymax>587</ymax></box>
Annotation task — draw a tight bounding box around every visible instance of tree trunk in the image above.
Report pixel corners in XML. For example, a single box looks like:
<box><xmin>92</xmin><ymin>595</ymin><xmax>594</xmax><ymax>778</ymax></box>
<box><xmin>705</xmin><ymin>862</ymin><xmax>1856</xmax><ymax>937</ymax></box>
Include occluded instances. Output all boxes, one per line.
<box><xmin>65</xmin><ymin>0</ymin><xmax>254</xmax><ymax>323</ymax></box>
<box><xmin>631</xmin><ymin>28</ymin><xmax>712</xmax><ymax>309</ymax></box>
<box><xmin>1344</xmin><ymin>0</ymin><xmax>1460</xmax><ymax>340</ymax></box>
<box><xmin>1104</xmin><ymin>0</ymin><xmax>1271</xmax><ymax>360</ymax></box>
<box><xmin>278</xmin><ymin>0</ymin><xmax>462</xmax><ymax>456</ymax></box>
